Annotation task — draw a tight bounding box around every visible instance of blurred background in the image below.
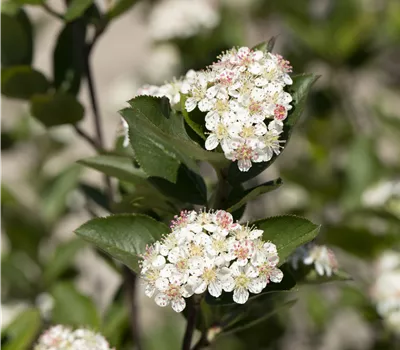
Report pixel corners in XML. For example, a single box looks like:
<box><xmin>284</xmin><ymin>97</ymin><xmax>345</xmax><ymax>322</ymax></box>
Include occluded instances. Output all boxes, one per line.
<box><xmin>2</xmin><ymin>0</ymin><xmax>400</xmax><ymax>349</ymax></box>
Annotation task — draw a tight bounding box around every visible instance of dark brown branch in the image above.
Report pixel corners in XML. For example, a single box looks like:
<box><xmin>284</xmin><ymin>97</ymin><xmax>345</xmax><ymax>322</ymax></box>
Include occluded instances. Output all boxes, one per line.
<box><xmin>182</xmin><ymin>296</ymin><xmax>201</xmax><ymax>350</ymax></box>
<box><xmin>42</xmin><ymin>3</ymin><xmax>63</xmax><ymax>20</ymax></box>
<box><xmin>73</xmin><ymin>125</ymin><xmax>101</xmax><ymax>151</ymax></box>
<box><xmin>123</xmin><ymin>267</ymin><xmax>143</xmax><ymax>350</ymax></box>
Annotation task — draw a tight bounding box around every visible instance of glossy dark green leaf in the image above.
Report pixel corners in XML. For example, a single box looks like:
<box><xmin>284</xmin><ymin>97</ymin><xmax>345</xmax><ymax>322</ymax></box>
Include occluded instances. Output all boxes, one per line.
<box><xmin>1</xmin><ymin>66</ymin><xmax>49</xmax><ymax>99</ymax></box>
<box><xmin>1</xmin><ymin>9</ymin><xmax>33</xmax><ymax>67</ymax></box>
<box><xmin>52</xmin><ymin>282</ymin><xmax>100</xmax><ymax>328</ymax></box>
<box><xmin>227</xmin><ymin>74</ymin><xmax>319</xmax><ymax>184</ymax></box>
<box><xmin>78</xmin><ymin>155</ymin><xmax>148</xmax><ymax>185</ymax></box>
<box><xmin>53</xmin><ymin>23</ymin><xmax>86</xmax><ymax>95</ymax></box>
<box><xmin>30</xmin><ymin>93</ymin><xmax>84</xmax><ymax>127</ymax></box>
<box><xmin>252</xmin><ymin>36</ymin><xmax>277</xmax><ymax>53</ymax></box>
<box><xmin>149</xmin><ymin>164</ymin><xmax>207</xmax><ymax>205</ymax></box>
<box><xmin>107</xmin><ymin>0</ymin><xmax>138</xmax><ymax>20</ymax></box>
<box><xmin>254</xmin><ymin>215</ymin><xmax>320</xmax><ymax>263</ymax></box>
<box><xmin>227</xmin><ymin>178</ymin><xmax>283</xmax><ymax>213</ymax></box>
<box><xmin>65</xmin><ymin>0</ymin><xmax>93</xmax><ymax>21</ymax></box>
<box><xmin>75</xmin><ymin>214</ymin><xmax>169</xmax><ymax>273</ymax></box>
<box><xmin>2</xmin><ymin>308</ymin><xmax>41</xmax><ymax>350</ymax></box>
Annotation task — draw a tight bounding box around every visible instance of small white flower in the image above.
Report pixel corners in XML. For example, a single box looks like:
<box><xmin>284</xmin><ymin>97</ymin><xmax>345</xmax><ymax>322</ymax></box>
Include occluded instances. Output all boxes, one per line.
<box><xmin>224</xmin><ymin>262</ymin><xmax>263</xmax><ymax>304</ymax></box>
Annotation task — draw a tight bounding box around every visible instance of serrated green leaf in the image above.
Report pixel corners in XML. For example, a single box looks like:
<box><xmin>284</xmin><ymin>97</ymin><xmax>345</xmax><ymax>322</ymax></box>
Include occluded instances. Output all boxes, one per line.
<box><xmin>65</xmin><ymin>0</ymin><xmax>93</xmax><ymax>21</ymax></box>
<box><xmin>53</xmin><ymin>23</ymin><xmax>86</xmax><ymax>95</ymax></box>
<box><xmin>78</xmin><ymin>155</ymin><xmax>147</xmax><ymax>185</ymax></box>
<box><xmin>227</xmin><ymin>178</ymin><xmax>283</xmax><ymax>213</ymax></box>
<box><xmin>52</xmin><ymin>282</ymin><xmax>100</xmax><ymax>328</ymax></box>
<box><xmin>149</xmin><ymin>164</ymin><xmax>207</xmax><ymax>205</ymax></box>
<box><xmin>30</xmin><ymin>93</ymin><xmax>84</xmax><ymax>127</ymax></box>
<box><xmin>1</xmin><ymin>66</ymin><xmax>49</xmax><ymax>99</ymax></box>
<box><xmin>122</xmin><ymin>96</ymin><xmax>228</xmax><ymax>182</ymax></box>
<box><xmin>227</xmin><ymin>74</ymin><xmax>319</xmax><ymax>184</ymax></box>
<box><xmin>44</xmin><ymin>239</ymin><xmax>85</xmax><ymax>285</ymax></box>
<box><xmin>75</xmin><ymin>214</ymin><xmax>169</xmax><ymax>273</ymax></box>
<box><xmin>2</xmin><ymin>308</ymin><xmax>41</xmax><ymax>350</ymax></box>
<box><xmin>1</xmin><ymin>9</ymin><xmax>33</xmax><ymax>67</ymax></box>
<box><xmin>254</xmin><ymin>215</ymin><xmax>320</xmax><ymax>263</ymax></box>
<box><xmin>107</xmin><ymin>0</ymin><xmax>138</xmax><ymax>20</ymax></box>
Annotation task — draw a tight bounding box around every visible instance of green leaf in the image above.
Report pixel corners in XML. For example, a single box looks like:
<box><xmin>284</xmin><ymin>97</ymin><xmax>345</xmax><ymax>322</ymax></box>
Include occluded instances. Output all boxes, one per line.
<box><xmin>222</xmin><ymin>298</ymin><xmax>296</xmax><ymax>336</ymax></box>
<box><xmin>149</xmin><ymin>164</ymin><xmax>207</xmax><ymax>205</ymax></box>
<box><xmin>79</xmin><ymin>183</ymin><xmax>110</xmax><ymax>211</ymax></box>
<box><xmin>78</xmin><ymin>155</ymin><xmax>147</xmax><ymax>185</ymax></box>
<box><xmin>40</xmin><ymin>165</ymin><xmax>82</xmax><ymax>223</ymax></box>
<box><xmin>65</xmin><ymin>0</ymin><xmax>93</xmax><ymax>21</ymax></box>
<box><xmin>107</xmin><ymin>0</ymin><xmax>138</xmax><ymax>20</ymax></box>
<box><xmin>10</xmin><ymin>0</ymin><xmax>44</xmax><ymax>4</ymax></box>
<box><xmin>75</xmin><ymin>214</ymin><xmax>169</xmax><ymax>273</ymax></box>
<box><xmin>53</xmin><ymin>23</ymin><xmax>87</xmax><ymax>95</ymax></box>
<box><xmin>30</xmin><ymin>93</ymin><xmax>84</xmax><ymax>127</ymax></box>
<box><xmin>254</xmin><ymin>215</ymin><xmax>320</xmax><ymax>263</ymax></box>
<box><xmin>2</xmin><ymin>66</ymin><xmax>49</xmax><ymax>100</ymax></box>
<box><xmin>44</xmin><ymin>239</ymin><xmax>85</xmax><ymax>285</ymax></box>
<box><xmin>2</xmin><ymin>308</ymin><xmax>41</xmax><ymax>350</ymax></box>
<box><xmin>180</xmin><ymin>94</ymin><xmax>206</xmax><ymax>140</ymax></box>
<box><xmin>1</xmin><ymin>9</ymin><xmax>33</xmax><ymax>67</ymax></box>
<box><xmin>324</xmin><ymin>226</ymin><xmax>398</xmax><ymax>259</ymax></box>
<box><xmin>252</xmin><ymin>37</ymin><xmax>277</xmax><ymax>53</ymax></box>
<box><xmin>52</xmin><ymin>282</ymin><xmax>101</xmax><ymax>328</ymax></box>
<box><xmin>227</xmin><ymin>178</ymin><xmax>283</xmax><ymax>213</ymax></box>
<box><xmin>121</xmin><ymin>96</ymin><xmax>227</xmax><ymax>182</ymax></box>
<box><xmin>227</xmin><ymin>74</ymin><xmax>319</xmax><ymax>184</ymax></box>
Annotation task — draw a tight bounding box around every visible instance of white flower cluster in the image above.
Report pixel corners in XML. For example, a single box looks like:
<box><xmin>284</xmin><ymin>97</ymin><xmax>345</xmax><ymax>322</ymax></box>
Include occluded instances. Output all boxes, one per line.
<box><xmin>291</xmin><ymin>244</ymin><xmax>338</xmax><ymax>277</ymax></box>
<box><xmin>371</xmin><ymin>250</ymin><xmax>400</xmax><ymax>334</ymax></box>
<box><xmin>148</xmin><ymin>0</ymin><xmax>220</xmax><ymax>41</ymax></box>
<box><xmin>181</xmin><ymin>47</ymin><xmax>293</xmax><ymax>172</ymax></box>
<box><xmin>140</xmin><ymin>209</ymin><xmax>283</xmax><ymax>312</ymax></box>
<box><xmin>35</xmin><ymin>325</ymin><xmax>114</xmax><ymax>350</ymax></box>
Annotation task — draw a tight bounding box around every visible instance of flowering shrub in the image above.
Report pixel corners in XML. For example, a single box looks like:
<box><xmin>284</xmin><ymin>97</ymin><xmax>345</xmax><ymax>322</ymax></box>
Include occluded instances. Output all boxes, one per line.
<box><xmin>6</xmin><ymin>0</ymin><xmax>399</xmax><ymax>348</ymax></box>
<box><xmin>35</xmin><ymin>325</ymin><xmax>114</xmax><ymax>350</ymax></box>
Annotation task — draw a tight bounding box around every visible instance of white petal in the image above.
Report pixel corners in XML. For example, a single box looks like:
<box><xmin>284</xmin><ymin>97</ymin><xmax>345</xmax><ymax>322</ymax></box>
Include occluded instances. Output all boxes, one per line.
<box><xmin>185</xmin><ymin>98</ymin><xmax>197</xmax><ymax>112</ymax></box>
<box><xmin>198</xmin><ymin>98</ymin><xmax>212</xmax><ymax>112</ymax></box>
<box><xmin>205</xmin><ymin>134</ymin><xmax>219</xmax><ymax>150</ymax></box>
<box><xmin>238</xmin><ymin>159</ymin><xmax>252</xmax><ymax>172</ymax></box>
<box><xmin>249</xmin><ymin>229</ymin><xmax>263</xmax><ymax>239</ymax></box>
<box><xmin>222</xmin><ymin>277</ymin><xmax>235</xmax><ymax>292</ymax></box>
<box><xmin>303</xmin><ymin>256</ymin><xmax>314</xmax><ymax>265</ymax></box>
<box><xmin>155</xmin><ymin>277</ymin><xmax>169</xmax><ymax>291</ymax></box>
<box><xmin>233</xmin><ymin>287</ymin><xmax>249</xmax><ymax>304</ymax></box>
<box><xmin>245</xmin><ymin>265</ymin><xmax>259</xmax><ymax>278</ymax></box>
<box><xmin>204</xmin><ymin>224</ymin><xmax>217</xmax><ymax>232</ymax></box>
<box><xmin>171</xmin><ymin>297</ymin><xmax>186</xmax><ymax>312</ymax></box>
<box><xmin>206</xmin><ymin>85</ymin><xmax>219</xmax><ymax>99</ymax></box>
<box><xmin>208</xmin><ymin>281</ymin><xmax>222</xmax><ymax>297</ymax></box>
<box><xmin>145</xmin><ymin>284</ymin><xmax>155</xmax><ymax>297</ymax></box>
<box><xmin>155</xmin><ymin>293</ymin><xmax>169</xmax><ymax>307</ymax></box>
<box><xmin>152</xmin><ymin>255</ymin><xmax>166</xmax><ymax>269</ymax></box>
<box><xmin>194</xmin><ymin>281</ymin><xmax>208</xmax><ymax>294</ymax></box>
<box><xmin>315</xmin><ymin>262</ymin><xmax>325</xmax><ymax>276</ymax></box>
<box><xmin>248</xmin><ymin>278</ymin><xmax>264</xmax><ymax>294</ymax></box>
<box><xmin>168</xmin><ymin>247</ymin><xmax>181</xmax><ymax>263</ymax></box>
<box><xmin>269</xmin><ymin>268</ymin><xmax>284</xmax><ymax>283</ymax></box>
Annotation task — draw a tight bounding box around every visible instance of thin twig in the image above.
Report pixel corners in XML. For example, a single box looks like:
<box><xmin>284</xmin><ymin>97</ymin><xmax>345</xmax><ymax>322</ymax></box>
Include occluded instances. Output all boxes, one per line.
<box><xmin>182</xmin><ymin>296</ymin><xmax>201</xmax><ymax>350</ymax></box>
<box><xmin>123</xmin><ymin>266</ymin><xmax>143</xmax><ymax>350</ymax></box>
<box><xmin>42</xmin><ymin>3</ymin><xmax>64</xmax><ymax>20</ymax></box>
<box><xmin>73</xmin><ymin>125</ymin><xmax>102</xmax><ymax>151</ymax></box>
